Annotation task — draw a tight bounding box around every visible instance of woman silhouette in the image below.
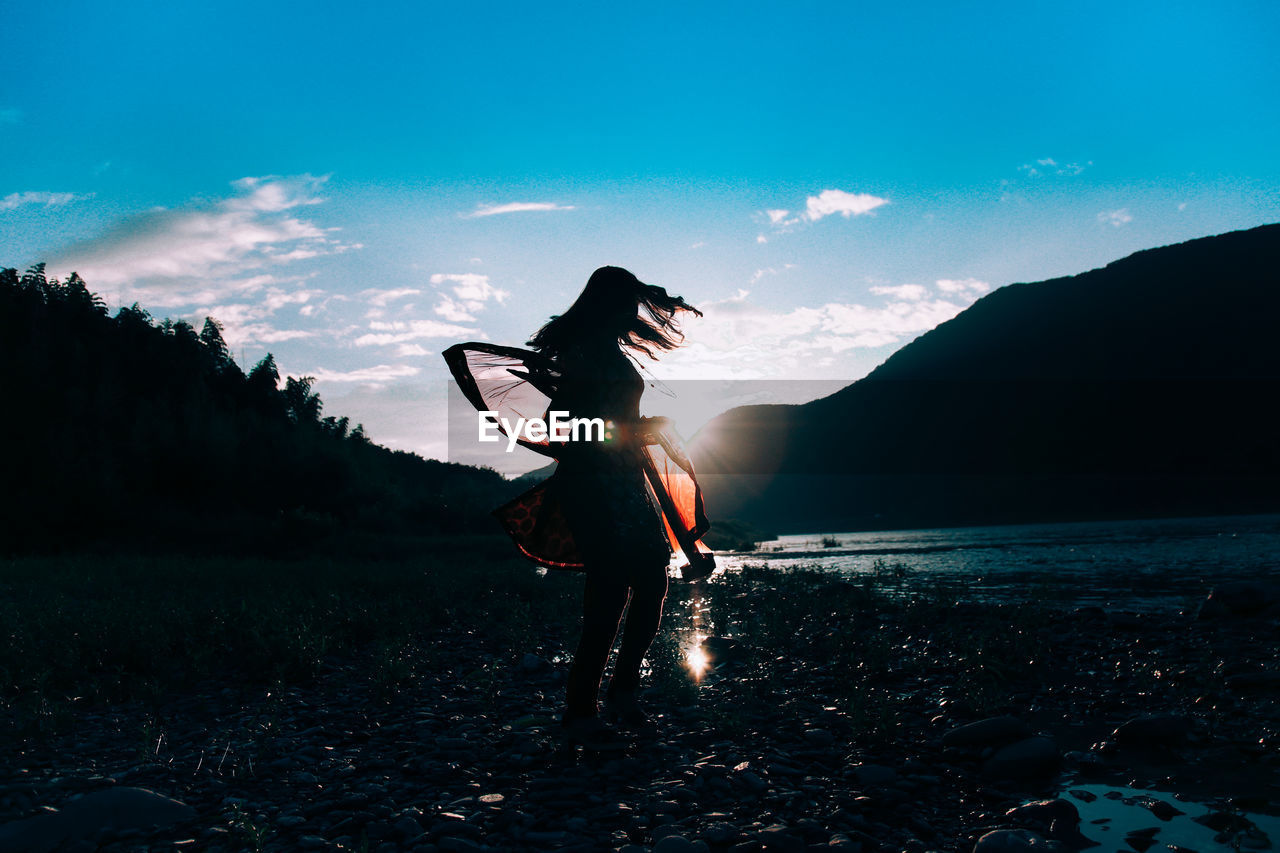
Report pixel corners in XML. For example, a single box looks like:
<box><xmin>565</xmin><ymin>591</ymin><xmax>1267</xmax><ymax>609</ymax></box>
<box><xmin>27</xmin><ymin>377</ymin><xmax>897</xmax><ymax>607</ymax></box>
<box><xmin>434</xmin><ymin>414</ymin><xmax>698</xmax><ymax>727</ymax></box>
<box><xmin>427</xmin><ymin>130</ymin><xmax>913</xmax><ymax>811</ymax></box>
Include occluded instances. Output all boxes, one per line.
<box><xmin>527</xmin><ymin>266</ymin><xmax>703</xmax><ymax>746</ymax></box>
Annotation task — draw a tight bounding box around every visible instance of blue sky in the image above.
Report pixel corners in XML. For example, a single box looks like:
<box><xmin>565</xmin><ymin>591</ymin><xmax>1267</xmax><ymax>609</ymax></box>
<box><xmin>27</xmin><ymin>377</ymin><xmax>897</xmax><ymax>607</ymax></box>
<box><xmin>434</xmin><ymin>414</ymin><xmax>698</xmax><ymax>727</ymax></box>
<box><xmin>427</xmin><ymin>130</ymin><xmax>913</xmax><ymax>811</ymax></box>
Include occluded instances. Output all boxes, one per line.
<box><xmin>3</xmin><ymin>1</ymin><xmax>1278</xmax><ymax>471</ymax></box>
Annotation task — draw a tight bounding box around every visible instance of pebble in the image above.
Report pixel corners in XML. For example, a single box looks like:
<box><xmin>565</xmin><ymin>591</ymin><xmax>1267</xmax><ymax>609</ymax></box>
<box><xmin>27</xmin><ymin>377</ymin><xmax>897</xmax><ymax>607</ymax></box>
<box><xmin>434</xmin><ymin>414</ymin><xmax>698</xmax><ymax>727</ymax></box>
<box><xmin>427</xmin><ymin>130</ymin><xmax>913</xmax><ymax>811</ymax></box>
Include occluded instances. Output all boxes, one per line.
<box><xmin>973</xmin><ymin>828</ymin><xmax>1052</xmax><ymax>853</ymax></box>
<box><xmin>943</xmin><ymin>717</ymin><xmax>1034</xmax><ymax>749</ymax></box>
<box><xmin>1113</xmin><ymin>715</ymin><xmax>1194</xmax><ymax>748</ymax></box>
<box><xmin>848</xmin><ymin>764</ymin><xmax>897</xmax><ymax>786</ymax></box>
<box><xmin>4</xmin><ymin>571</ymin><xmax>1276</xmax><ymax>853</ymax></box>
<box><xmin>653</xmin><ymin>835</ymin><xmax>703</xmax><ymax>853</ymax></box>
<box><xmin>1004</xmin><ymin>798</ymin><xmax>1079</xmax><ymax>827</ymax></box>
<box><xmin>982</xmin><ymin>736</ymin><xmax>1060</xmax><ymax>781</ymax></box>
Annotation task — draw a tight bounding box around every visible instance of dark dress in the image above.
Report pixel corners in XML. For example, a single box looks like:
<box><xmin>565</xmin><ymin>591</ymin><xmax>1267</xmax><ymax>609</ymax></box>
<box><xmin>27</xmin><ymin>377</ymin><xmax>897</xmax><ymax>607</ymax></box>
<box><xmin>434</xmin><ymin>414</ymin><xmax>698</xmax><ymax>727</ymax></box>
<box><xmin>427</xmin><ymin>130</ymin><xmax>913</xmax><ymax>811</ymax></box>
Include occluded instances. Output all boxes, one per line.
<box><xmin>551</xmin><ymin>340</ymin><xmax>671</xmax><ymax>571</ymax></box>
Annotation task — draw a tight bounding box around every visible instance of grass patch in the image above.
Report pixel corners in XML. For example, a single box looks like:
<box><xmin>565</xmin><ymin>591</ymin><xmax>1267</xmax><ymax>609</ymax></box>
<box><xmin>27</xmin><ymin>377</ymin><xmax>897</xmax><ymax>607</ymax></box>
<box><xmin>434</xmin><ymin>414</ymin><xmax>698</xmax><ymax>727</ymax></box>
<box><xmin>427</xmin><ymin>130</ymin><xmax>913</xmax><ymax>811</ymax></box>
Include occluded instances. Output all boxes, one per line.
<box><xmin>0</xmin><ymin>537</ymin><xmax>583</xmax><ymax>738</ymax></box>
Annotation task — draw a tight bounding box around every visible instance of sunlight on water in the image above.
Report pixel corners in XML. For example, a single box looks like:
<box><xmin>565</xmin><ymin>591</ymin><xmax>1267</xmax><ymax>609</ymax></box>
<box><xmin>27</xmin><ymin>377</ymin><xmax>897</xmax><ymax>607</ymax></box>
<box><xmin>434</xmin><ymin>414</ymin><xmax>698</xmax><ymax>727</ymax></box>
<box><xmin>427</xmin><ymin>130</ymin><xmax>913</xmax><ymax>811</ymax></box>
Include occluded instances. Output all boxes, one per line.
<box><xmin>712</xmin><ymin>514</ymin><xmax>1280</xmax><ymax>611</ymax></box>
<box><xmin>685</xmin><ymin>634</ymin><xmax>709</xmax><ymax>680</ymax></box>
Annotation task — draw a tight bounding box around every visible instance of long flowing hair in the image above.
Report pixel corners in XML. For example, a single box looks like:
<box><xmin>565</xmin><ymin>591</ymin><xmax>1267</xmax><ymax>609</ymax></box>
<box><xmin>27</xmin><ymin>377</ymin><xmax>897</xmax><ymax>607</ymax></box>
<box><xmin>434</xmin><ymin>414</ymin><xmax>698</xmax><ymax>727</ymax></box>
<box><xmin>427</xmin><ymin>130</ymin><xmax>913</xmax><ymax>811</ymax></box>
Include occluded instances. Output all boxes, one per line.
<box><xmin>529</xmin><ymin>266</ymin><xmax>702</xmax><ymax>359</ymax></box>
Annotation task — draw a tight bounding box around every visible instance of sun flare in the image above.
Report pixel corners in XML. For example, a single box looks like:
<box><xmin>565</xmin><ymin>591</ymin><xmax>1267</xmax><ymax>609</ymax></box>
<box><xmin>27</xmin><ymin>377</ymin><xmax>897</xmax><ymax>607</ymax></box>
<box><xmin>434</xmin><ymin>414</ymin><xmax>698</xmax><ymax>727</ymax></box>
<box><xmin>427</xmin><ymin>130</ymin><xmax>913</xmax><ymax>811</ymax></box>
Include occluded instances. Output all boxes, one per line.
<box><xmin>685</xmin><ymin>643</ymin><xmax>709</xmax><ymax>679</ymax></box>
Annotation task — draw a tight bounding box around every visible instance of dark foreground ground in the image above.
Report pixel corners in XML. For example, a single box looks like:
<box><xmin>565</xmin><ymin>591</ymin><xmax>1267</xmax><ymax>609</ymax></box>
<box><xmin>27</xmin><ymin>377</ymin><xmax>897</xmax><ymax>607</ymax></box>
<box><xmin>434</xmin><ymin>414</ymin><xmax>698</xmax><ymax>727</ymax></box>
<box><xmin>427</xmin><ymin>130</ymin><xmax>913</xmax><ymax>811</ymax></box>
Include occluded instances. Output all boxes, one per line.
<box><xmin>1</xmin><ymin>545</ymin><xmax>1278</xmax><ymax>852</ymax></box>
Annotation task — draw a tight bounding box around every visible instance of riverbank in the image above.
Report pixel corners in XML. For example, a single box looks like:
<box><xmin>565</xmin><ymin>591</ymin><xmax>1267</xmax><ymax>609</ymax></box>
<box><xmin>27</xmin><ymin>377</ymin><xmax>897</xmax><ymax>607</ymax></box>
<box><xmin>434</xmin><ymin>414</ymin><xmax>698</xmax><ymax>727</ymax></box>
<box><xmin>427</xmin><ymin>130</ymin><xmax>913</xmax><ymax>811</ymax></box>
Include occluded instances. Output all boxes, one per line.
<box><xmin>2</xmin><ymin>550</ymin><xmax>1277</xmax><ymax>851</ymax></box>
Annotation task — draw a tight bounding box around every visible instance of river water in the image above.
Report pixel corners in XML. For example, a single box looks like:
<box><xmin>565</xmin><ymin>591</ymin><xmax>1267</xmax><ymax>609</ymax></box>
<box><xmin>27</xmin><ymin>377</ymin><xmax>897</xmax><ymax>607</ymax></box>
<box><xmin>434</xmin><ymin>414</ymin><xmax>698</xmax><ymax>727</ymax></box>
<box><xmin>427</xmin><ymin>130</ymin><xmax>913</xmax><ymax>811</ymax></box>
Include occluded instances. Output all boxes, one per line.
<box><xmin>713</xmin><ymin>513</ymin><xmax>1280</xmax><ymax>610</ymax></box>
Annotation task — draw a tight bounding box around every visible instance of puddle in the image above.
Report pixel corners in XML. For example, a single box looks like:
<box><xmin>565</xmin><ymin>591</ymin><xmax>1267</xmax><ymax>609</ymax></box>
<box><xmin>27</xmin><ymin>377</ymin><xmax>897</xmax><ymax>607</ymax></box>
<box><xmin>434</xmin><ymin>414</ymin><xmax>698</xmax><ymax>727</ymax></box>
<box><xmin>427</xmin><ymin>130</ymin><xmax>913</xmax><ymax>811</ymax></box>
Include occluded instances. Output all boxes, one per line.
<box><xmin>1061</xmin><ymin>784</ymin><xmax>1279</xmax><ymax>851</ymax></box>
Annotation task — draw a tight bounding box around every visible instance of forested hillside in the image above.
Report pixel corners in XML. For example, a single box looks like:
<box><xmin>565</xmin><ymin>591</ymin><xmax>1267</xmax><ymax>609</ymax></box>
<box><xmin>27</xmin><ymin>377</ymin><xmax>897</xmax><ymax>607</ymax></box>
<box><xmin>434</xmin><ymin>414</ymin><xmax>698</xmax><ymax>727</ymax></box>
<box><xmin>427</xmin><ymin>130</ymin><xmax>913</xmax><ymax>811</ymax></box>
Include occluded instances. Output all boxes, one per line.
<box><xmin>0</xmin><ymin>265</ymin><xmax>509</xmax><ymax>555</ymax></box>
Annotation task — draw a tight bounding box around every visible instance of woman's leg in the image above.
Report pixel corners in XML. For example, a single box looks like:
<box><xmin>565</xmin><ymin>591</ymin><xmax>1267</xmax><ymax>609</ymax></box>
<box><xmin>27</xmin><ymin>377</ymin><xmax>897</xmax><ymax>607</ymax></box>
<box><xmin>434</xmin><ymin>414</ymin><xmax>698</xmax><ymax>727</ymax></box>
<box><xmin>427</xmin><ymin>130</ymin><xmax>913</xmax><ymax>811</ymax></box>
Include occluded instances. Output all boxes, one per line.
<box><xmin>609</xmin><ymin>562</ymin><xmax>669</xmax><ymax>696</ymax></box>
<box><xmin>564</xmin><ymin>565</ymin><xmax>630</xmax><ymax>719</ymax></box>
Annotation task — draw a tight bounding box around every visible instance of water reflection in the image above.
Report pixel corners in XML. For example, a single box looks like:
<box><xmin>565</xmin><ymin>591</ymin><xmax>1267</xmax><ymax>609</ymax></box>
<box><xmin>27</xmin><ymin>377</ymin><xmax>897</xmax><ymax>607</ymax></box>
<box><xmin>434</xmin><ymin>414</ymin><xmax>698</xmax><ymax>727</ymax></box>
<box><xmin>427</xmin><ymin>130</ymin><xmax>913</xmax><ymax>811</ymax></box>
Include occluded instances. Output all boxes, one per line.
<box><xmin>711</xmin><ymin>514</ymin><xmax>1280</xmax><ymax>612</ymax></box>
<box><xmin>1062</xmin><ymin>783</ymin><xmax>1279</xmax><ymax>852</ymax></box>
<box><xmin>683</xmin><ymin>586</ymin><xmax>711</xmax><ymax>680</ymax></box>
<box><xmin>685</xmin><ymin>638</ymin><xmax>709</xmax><ymax>680</ymax></box>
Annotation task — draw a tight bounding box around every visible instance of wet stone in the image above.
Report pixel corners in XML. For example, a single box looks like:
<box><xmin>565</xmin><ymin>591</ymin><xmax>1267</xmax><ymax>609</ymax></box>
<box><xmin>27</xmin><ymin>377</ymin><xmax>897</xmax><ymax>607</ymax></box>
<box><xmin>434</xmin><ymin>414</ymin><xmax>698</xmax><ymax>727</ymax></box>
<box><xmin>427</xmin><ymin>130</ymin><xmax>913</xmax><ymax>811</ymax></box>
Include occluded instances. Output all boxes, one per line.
<box><xmin>973</xmin><ymin>828</ymin><xmax>1052</xmax><ymax>853</ymax></box>
<box><xmin>653</xmin><ymin>835</ymin><xmax>702</xmax><ymax>853</ymax></box>
<box><xmin>438</xmin><ymin>837</ymin><xmax>489</xmax><ymax>853</ymax></box>
<box><xmin>848</xmin><ymin>764</ymin><xmax>897</xmax><ymax>786</ymax></box>
<box><xmin>394</xmin><ymin>815</ymin><xmax>425</xmax><ymax>837</ymax></box>
<box><xmin>702</xmin><ymin>822</ymin><xmax>742</xmax><ymax>844</ymax></box>
<box><xmin>1113</xmin><ymin>715</ymin><xmax>1194</xmax><ymax>748</ymax></box>
<box><xmin>1005</xmin><ymin>799</ymin><xmax>1080</xmax><ymax>828</ymax></box>
<box><xmin>1197</xmin><ymin>581</ymin><xmax>1280</xmax><ymax>620</ymax></box>
<box><xmin>982</xmin><ymin>737</ymin><xmax>1060</xmax><ymax>781</ymax></box>
<box><xmin>943</xmin><ymin>717</ymin><xmax>1035</xmax><ymax>749</ymax></box>
<box><xmin>757</xmin><ymin>823</ymin><xmax>807</xmax><ymax>853</ymax></box>
<box><xmin>804</xmin><ymin>729</ymin><xmax>836</xmax><ymax>747</ymax></box>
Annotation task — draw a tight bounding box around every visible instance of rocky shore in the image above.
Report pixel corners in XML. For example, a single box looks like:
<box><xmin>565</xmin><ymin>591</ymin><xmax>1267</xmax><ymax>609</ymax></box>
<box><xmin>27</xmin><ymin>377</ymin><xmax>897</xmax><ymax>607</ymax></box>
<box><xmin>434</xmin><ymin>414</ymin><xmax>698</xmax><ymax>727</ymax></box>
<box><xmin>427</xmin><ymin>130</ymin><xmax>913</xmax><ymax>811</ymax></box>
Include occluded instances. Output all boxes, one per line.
<box><xmin>2</xmin><ymin>572</ymin><xmax>1277</xmax><ymax>853</ymax></box>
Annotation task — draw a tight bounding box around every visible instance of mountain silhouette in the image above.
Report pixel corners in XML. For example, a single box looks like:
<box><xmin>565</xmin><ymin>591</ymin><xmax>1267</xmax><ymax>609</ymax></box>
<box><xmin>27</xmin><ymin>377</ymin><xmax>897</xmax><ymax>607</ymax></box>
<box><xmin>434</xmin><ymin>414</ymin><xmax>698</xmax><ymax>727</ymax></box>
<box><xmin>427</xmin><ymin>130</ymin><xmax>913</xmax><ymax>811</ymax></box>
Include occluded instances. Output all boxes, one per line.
<box><xmin>691</xmin><ymin>224</ymin><xmax>1280</xmax><ymax>531</ymax></box>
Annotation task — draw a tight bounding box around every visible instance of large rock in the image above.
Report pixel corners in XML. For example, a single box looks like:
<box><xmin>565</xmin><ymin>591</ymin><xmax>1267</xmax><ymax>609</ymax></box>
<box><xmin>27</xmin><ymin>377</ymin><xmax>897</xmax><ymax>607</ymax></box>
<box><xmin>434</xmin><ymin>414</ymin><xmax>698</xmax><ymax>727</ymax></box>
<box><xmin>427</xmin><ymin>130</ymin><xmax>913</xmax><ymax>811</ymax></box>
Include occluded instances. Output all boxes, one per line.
<box><xmin>943</xmin><ymin>716</ymin><xmax>1034</xmax><ymax>749</ymax></box>
<box><xmin>1005</xmin><ymin>798</ymin><xmax>1093</xmax><ymax>845</ymax></box>
<box><xmin>0</xmin><ymin>787</ymin><xmax>195</xmax><ymax>853</ymax></box>
<box><xmin>982</xmin><ymin>736</ymin><xmax>1060</xmax><ymax>781</ymax></box>
<box><xmin>756</xmin><ymin>824</ymin><xmax>807</xmax><ymax>853</ymax></box>
<box><xmin>1005</xmin><ymin>799</ymin><xmax>1080</xmax><ymax>828</ymax></box>
<box><xmin>1113</xmin><ymin>714</ymin><xmax>1194</xmax><ymax>747</ymax></box>
<box><xmin>1197</xmin><ymin>581</ymin><xmax>1280</xmax><ymax>620</ymax></box>
<box><xmin>973</xmin><ymin>829</ymin><xmax>1052</xmax><ymax>853</ymax></box>
<box><xmin>700</xmin><ymin>636</ymin><xmax>744</xmax><ymax>666</ymax></box>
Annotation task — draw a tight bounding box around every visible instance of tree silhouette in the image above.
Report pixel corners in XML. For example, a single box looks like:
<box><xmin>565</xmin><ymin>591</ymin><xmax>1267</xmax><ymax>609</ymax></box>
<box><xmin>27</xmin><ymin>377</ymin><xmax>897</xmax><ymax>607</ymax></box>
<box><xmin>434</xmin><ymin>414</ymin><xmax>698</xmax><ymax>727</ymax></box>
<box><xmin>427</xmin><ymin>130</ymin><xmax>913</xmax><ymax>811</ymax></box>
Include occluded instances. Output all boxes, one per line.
<box><xmin>284</xmin><ymin>375</ymin><xmax>322</xmax><ymax>425</ymax></box>
<box><xmin>199</xmin><ymin>317</ymin><xmax>233</xmax><ymax>371</ymax></box>
<box><xmin>0</xmin><ymin>264</ymin><xmax>512</xmax><ymax>555</ymax></box>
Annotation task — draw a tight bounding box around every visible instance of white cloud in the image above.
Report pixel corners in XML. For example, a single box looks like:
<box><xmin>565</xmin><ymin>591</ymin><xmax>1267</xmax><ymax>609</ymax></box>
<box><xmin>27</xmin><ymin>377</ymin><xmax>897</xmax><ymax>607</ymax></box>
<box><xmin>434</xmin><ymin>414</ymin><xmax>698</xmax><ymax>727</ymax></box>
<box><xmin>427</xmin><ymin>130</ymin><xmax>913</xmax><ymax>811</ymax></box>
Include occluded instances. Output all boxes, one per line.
<box><xmin>1019</xmin><ymin>157</ymin><xmax>1091</xmax><ymax>178</ymax></box>
<box><xmin>225</xmin><ymin>174</ymin><xmax>326</xmax><ymax>212</ymax></box>
<box><xmin>198</xmin><ymin>286</ymin><xmax>321</xmax><ymax>323</ymax></box>
<box><xmin>935</xmin><ymin>278</ymin><xmax>990</xmax><ymax>296</ymax></box>
<box><xmin>759</xmin><ymin>189</ymin><xmax>888</xmax><ymax>235</ymax></box>
<box><xmin>237</xmin><ymin>325</ymin><xmax>315</xmax><ymax>345</ymax></box>
<box><xmin>434</xmin><ymin>297</ymin><xmax>476</xmax><ymax>323</ymax></box>
<box><xmin>354</xmin><ymin>319</ymin><xmax>477</xmax><ymax>347</ymax></box>
<box><xmin>310</xmin><ymin>364</ymin><xmax>421</xmax><ymax>384</ymax></box>
<box><xmin>262</xmin><ymin>287</ymin><xmax>321</xmax><ymax>313</ymax></box>
<box><xmin>195</xmin><ymin>286</ymin><xmax>325</xmax><ymax>349</ymax></box>
<box><xmin>803</xmin><ymin>189</ymin><xmax>889</xmax><ymax>222</ymax></box>
<box><xmin>430</xmin><ymin>273</ymin><xmax>508</xmax><ymax>323</ymax></box>
<box><xmin>1</xmin><ymin>191</ymin><xmax>92</xmax><ymax>211</ymax></box>
<box><xmin>46</xmin><ymin>174</ymin><xmax>356</xmax><ymax>304</ymax></box>
<box><xmin>870</xmin><ymin>283</ymin><xmax>928</xmax><ymax>301</ymax></box>
<box><xmin>433</xmin><ymin>273</ymin><xmax>506</xmax><ymax>304</ymax></box>
<box><xmin>395</xmin><ymin>344</ymin><xmax>432</xmax><ymax>357</ymax></box>
<box><xmin>660</xmin><ymin>278</ymin><xmax>987</xmax><ymax>379</ymax></box>
<box><xmin>361</xmin><ymin>287</ymin><xmax>422</xmax><ymax>307</ymax></box>
<box><xmin>462</xmin><ymin>201</ymin><xmax>576</xmax><ymax>218</ymax></box>
<box><xmin>749</xmin><ymin>264</ymin><xmax>795</xmax><ymax>285</ymax></box>
<box><xmin>1098</xmin><ymin>208</ymin><xmax>1132</xmax><ymax>227</ymax></box>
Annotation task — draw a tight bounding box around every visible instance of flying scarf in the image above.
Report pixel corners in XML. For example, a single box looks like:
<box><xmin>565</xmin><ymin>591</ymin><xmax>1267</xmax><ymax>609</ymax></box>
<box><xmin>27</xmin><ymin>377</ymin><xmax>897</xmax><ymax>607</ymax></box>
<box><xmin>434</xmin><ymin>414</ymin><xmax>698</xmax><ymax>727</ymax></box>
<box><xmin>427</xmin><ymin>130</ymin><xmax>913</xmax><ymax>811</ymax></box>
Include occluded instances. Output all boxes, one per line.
<box><xmin>443</xmin><ymin>342</ymin><xmax>715</xmax><ymax>580</ymax></box>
